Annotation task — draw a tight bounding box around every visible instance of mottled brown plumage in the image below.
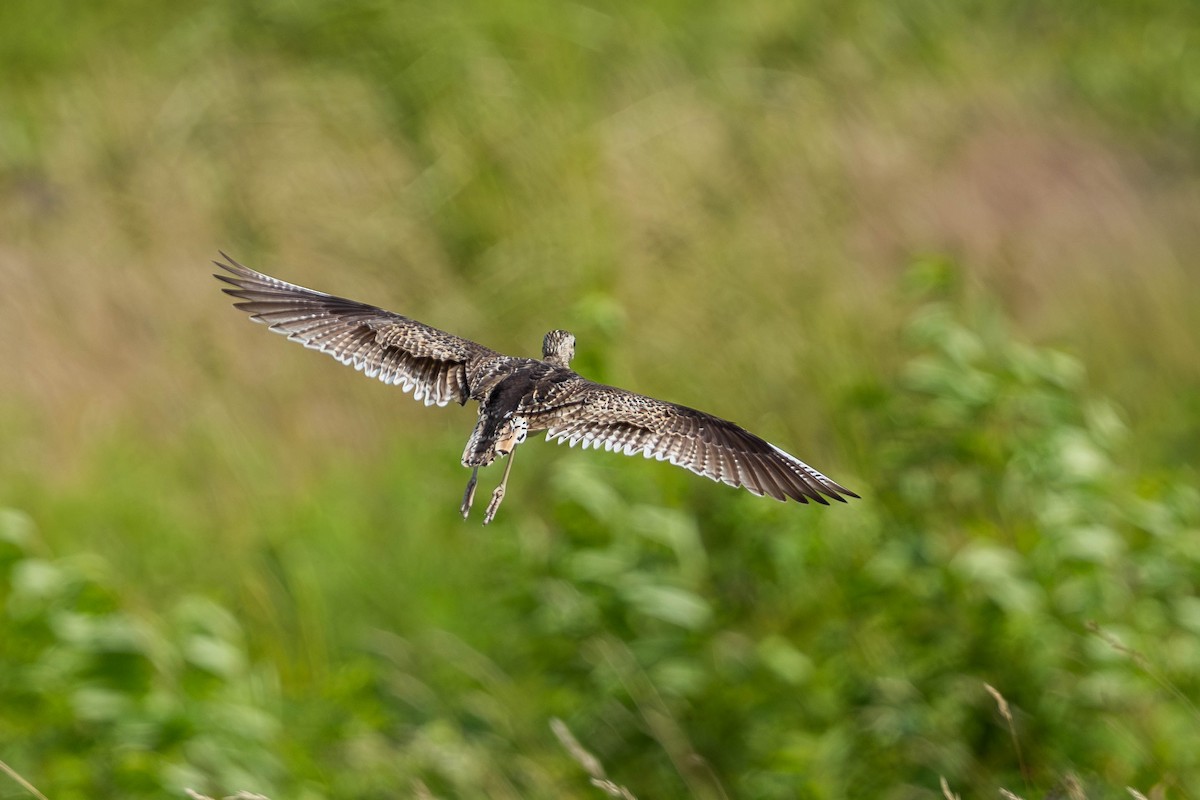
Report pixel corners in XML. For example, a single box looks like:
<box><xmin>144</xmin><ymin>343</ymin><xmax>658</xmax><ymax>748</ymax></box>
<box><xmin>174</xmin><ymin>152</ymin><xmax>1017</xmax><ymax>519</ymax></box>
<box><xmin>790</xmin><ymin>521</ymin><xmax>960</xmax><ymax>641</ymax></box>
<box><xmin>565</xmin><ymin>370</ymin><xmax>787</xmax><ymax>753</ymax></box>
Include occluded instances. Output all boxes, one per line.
<box><xmin>214</xmin><ymin>253</ymin><xmax>858</xmax><ymax>522</ymax></box>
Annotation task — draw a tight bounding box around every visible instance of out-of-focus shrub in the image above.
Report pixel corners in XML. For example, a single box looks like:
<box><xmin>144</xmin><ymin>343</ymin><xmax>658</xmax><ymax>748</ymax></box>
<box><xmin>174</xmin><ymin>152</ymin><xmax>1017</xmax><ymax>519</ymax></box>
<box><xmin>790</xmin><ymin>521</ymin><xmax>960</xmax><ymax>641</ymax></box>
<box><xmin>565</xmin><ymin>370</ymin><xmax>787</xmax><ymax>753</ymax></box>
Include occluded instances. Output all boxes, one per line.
<box><xmin>0</xmin><ymin>509</ymin><xmax>283</xmax><ymax>799</ymax></box>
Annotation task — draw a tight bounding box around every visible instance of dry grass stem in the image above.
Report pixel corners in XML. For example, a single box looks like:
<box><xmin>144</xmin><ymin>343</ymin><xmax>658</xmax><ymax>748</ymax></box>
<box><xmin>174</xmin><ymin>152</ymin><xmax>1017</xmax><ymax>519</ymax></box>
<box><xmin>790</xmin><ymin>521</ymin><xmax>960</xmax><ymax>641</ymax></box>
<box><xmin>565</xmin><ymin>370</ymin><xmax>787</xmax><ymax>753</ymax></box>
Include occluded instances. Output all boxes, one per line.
<box><xmin>985</xmin><ymin>683</ymin><xmax>1012</xmax><ymax>723</ymax></box>
<box><xmin>1061</xmin><ymin>772</ymin><xmax>1087</xmax><ymax>800</ymax></box>
<box><xmin>985</xmin><ymin>683</ymin><xmax>1030</xmax><ymax>786</ymax></box>
<box><xmin>939</xmin><ymin>775</ymin><xmax>961</xmax><ymax>800</ymax></box>
<box><xmin>184</xmin><ymin>791</ymin><xmax>270</xmax><ymax>800</ymax></box>
<box><xmin>0</xmin><ymin>759</ymin><xmax>50</xmax><ymax>800</ymax></box>
<box><xmin>590</xmin><ymin>778</ymin><xmax>639</xmax><ymax>799</ymax></box>
<box><xmin>1126</xmin><ymin>789</ymin><xmax>1150</xmax><ymax>800</ymax></box>
<box><xmin>1087</xmin><ymin>622</ymin><xmax>1200</xmax><ymax>723</ymax></box>
<box><xmin>551</xmin><ymin>718</ymin><xmax>639</xmax><ymax>800</ymax></box>
<box><xmin>593</xmin><ymin>638</ymin><xmax>729</xmax><ymax>800</ymax></box>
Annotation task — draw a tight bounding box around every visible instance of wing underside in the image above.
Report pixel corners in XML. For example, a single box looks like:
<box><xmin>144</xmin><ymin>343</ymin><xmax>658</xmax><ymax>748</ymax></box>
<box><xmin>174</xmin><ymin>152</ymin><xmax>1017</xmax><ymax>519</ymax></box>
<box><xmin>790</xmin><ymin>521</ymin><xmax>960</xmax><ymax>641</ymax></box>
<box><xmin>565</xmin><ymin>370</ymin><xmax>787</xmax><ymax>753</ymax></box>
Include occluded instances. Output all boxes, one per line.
<box><xmin>215</xmin><ymin>253</ymin><xmax>496</xmax><ymax>407</ymax></box>
<box><xmin>536</xmin><ymin>384</ymin><xmax>857</xmax><ymax>504</ymax></box>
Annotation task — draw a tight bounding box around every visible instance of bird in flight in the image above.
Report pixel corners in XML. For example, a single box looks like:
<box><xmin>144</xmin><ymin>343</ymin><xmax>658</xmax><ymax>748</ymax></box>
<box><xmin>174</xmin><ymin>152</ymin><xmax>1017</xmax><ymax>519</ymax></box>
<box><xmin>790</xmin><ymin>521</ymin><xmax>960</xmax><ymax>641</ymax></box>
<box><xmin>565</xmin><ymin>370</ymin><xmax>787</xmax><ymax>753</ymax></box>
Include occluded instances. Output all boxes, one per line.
<box><xmin>215</xmin><ymin>254</ymin><xmax>858</xmax><ymax>523</ymax></box>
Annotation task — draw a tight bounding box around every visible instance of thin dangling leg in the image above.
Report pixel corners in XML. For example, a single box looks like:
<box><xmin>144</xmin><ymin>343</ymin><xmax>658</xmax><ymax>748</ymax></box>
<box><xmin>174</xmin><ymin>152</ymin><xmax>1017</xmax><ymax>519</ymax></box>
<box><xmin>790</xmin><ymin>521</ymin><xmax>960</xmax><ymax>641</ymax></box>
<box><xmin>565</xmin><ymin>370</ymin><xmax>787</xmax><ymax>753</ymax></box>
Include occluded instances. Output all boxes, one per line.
<box><xmin>483</xmin><ymin>446</ymin><xmax>518</xmax><ymax>525</ymax></box>
<box><xmin>461</xmin><ymin>466</ymin><xmax>480</xmax><ymax>519</ymax></box>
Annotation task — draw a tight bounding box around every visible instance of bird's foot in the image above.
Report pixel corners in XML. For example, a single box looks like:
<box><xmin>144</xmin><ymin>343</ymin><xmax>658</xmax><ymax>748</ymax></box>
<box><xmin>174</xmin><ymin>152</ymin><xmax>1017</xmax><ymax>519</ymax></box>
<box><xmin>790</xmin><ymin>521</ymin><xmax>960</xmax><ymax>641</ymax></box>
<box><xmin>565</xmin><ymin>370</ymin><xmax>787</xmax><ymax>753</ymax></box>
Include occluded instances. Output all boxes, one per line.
<box><xmin>482</xmin><ymin>442</ymin><xmax>519</xmax><ymax>525</ymax></box>
<box><xmin>461</xmin><ymin>468</ymin><xmax>479</xmax><ymax>519</ymax></box>
<box><xmin>483</xmin><ymin>484</ymin><xmax>506</xmax><ymax>525</ymax></box>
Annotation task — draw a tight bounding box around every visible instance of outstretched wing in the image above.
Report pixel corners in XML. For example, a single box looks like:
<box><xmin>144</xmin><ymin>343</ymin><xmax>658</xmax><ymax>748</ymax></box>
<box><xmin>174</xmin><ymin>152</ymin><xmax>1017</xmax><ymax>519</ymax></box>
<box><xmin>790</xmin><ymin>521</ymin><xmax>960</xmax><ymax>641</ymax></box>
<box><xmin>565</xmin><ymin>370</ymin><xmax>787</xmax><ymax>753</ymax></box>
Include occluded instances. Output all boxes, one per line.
<box><xmin>536</xmin><ymin>382</ymin><xmax>858</xmax><ymax>504</ymax></box>
<box><xmin>214</xmin><ymin>253</ymin><xmax>498</xmax><ymax>407</ymax></box>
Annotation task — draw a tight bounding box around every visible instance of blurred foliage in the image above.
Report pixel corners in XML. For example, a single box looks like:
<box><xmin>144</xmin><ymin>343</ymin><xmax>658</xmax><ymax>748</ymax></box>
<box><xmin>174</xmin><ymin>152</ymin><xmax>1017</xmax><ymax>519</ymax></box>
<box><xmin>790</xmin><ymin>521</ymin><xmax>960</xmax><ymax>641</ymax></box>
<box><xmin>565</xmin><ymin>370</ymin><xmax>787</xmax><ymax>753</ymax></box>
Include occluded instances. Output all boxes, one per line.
<box><xmin>0</xmin><ymin>509</ymin><xmax>283</xmax><ymax>798</ymax></box>
<box><xmin>3</xmin><ymin>0</ymin><xmax>1199</xmax><ymax>798</ymax></box>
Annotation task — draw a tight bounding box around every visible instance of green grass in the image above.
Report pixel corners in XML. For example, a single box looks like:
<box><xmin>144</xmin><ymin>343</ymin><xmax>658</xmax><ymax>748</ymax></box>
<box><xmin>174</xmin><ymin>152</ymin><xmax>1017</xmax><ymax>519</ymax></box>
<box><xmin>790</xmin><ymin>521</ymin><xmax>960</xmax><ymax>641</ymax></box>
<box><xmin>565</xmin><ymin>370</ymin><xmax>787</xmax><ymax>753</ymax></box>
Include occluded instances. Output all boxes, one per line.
<box><xmin>2</xmin><ymin>1</ymin><xmax>1199</xmax><ymax>798</ymax></box>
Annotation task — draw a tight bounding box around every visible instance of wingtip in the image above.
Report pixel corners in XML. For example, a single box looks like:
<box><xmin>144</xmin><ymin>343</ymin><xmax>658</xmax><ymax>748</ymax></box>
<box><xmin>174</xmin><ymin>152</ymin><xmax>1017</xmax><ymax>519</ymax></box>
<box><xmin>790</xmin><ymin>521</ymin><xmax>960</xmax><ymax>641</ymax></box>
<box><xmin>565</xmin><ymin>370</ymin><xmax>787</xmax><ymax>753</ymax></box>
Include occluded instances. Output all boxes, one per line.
<box><xmin>827</xmin><ymin>483</ymin><xmax>861</xmax><ymax>502</ymax></box>
<box><xmin>212</xmin><ymin>251</ymin><xmax>252</xmax><ymax>277</ymax></box>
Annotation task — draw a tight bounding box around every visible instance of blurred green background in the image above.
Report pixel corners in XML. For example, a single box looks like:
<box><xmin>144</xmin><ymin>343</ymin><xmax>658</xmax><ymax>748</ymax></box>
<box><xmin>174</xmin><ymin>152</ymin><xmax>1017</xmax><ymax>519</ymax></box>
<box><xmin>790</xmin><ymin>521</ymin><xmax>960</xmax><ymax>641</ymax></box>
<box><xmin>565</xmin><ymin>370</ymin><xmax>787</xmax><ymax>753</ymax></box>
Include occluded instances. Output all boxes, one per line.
<box><xmin>2</xmin><ymin>1</ymin><xmax>1199</xmax><ymax>798</ymax></box>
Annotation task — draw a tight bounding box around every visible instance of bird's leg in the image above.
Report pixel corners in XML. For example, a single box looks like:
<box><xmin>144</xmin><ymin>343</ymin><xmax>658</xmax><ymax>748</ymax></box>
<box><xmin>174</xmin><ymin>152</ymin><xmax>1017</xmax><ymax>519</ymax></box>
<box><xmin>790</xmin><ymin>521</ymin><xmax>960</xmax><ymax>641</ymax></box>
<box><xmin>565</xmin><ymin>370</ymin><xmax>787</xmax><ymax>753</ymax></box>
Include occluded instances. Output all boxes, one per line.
<box><xmin>484</xmin><ymin>445</ymin><xmax>518</xmax><ymax>525</ymax></box>
<box><xmin>461</xmin><ymin>467</ymin><xmax>480</xmax><ymax>519</ymax></box>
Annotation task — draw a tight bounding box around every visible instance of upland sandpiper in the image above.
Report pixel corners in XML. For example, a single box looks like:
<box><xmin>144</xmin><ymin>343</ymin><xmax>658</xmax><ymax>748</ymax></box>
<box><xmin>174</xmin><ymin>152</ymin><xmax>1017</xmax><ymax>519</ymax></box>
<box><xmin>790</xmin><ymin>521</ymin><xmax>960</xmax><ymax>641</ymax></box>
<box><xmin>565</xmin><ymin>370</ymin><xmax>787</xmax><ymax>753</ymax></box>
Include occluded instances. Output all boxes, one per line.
<box><xmin>215</xmin><ymin>254</ymin><xmax>858</xmax><ymax>523</ymax></box>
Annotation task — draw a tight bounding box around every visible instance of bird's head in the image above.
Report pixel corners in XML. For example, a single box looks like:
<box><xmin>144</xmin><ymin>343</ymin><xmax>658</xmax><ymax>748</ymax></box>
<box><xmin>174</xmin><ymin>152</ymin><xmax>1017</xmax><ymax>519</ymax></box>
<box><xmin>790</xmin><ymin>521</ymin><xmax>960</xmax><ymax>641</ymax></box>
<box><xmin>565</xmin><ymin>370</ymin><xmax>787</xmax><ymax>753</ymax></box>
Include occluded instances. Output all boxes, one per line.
<box><xmin>542</xmin><ymin>329</ymin><xmax>576</xmax><ymax>368</ymax></box>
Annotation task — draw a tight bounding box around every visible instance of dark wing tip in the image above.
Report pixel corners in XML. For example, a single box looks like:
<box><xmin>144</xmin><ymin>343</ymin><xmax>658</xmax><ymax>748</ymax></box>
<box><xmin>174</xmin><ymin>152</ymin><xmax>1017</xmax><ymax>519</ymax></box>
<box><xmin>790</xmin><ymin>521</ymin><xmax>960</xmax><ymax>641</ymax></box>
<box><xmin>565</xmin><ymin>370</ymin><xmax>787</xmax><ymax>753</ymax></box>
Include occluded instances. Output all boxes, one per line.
<box><xmin>213</xmin><ymin>251</ymin><xmax>259</xmax><ymax>281</ymax></box>
<box><xmin>215</xmin><ymin>250</ymin><xmax>241</xmax><ymax>267</ymax></box>
<box><xmin>754</xmin><ymin>439</ymin><xmax>858</xmax><ymax>506</ymax></box>
<box><xmin>817</xmin><ymin>479</ymin><xmax>860</xmax><ymax>502</ymax></box>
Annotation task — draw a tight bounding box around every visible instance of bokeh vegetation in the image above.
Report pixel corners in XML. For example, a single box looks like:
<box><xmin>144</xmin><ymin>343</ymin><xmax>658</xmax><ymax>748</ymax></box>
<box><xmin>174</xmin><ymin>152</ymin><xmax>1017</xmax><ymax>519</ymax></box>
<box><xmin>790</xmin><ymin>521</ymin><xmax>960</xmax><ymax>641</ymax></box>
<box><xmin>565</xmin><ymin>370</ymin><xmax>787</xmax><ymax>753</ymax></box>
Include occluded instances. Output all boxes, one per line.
<box><xmin>2</xmin><ymin>1</ymin><xmax>1199</xmax><ymax>798</ymax></box>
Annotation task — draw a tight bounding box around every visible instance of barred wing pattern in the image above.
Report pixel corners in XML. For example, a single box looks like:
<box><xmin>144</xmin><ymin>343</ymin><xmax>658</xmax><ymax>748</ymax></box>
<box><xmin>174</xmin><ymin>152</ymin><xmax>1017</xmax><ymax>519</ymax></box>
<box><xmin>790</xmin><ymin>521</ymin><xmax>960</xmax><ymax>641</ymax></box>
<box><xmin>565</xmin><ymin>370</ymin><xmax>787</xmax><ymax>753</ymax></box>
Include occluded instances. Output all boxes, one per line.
<box><xmin>537</xmin><ymin>383</ymin><xmax>857</xmax><ymax>504</ymax></box>
<box><xmin>214</xmin><ymin>254</ymin><xmax>496</xmax><ymax>407</ymax></box>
